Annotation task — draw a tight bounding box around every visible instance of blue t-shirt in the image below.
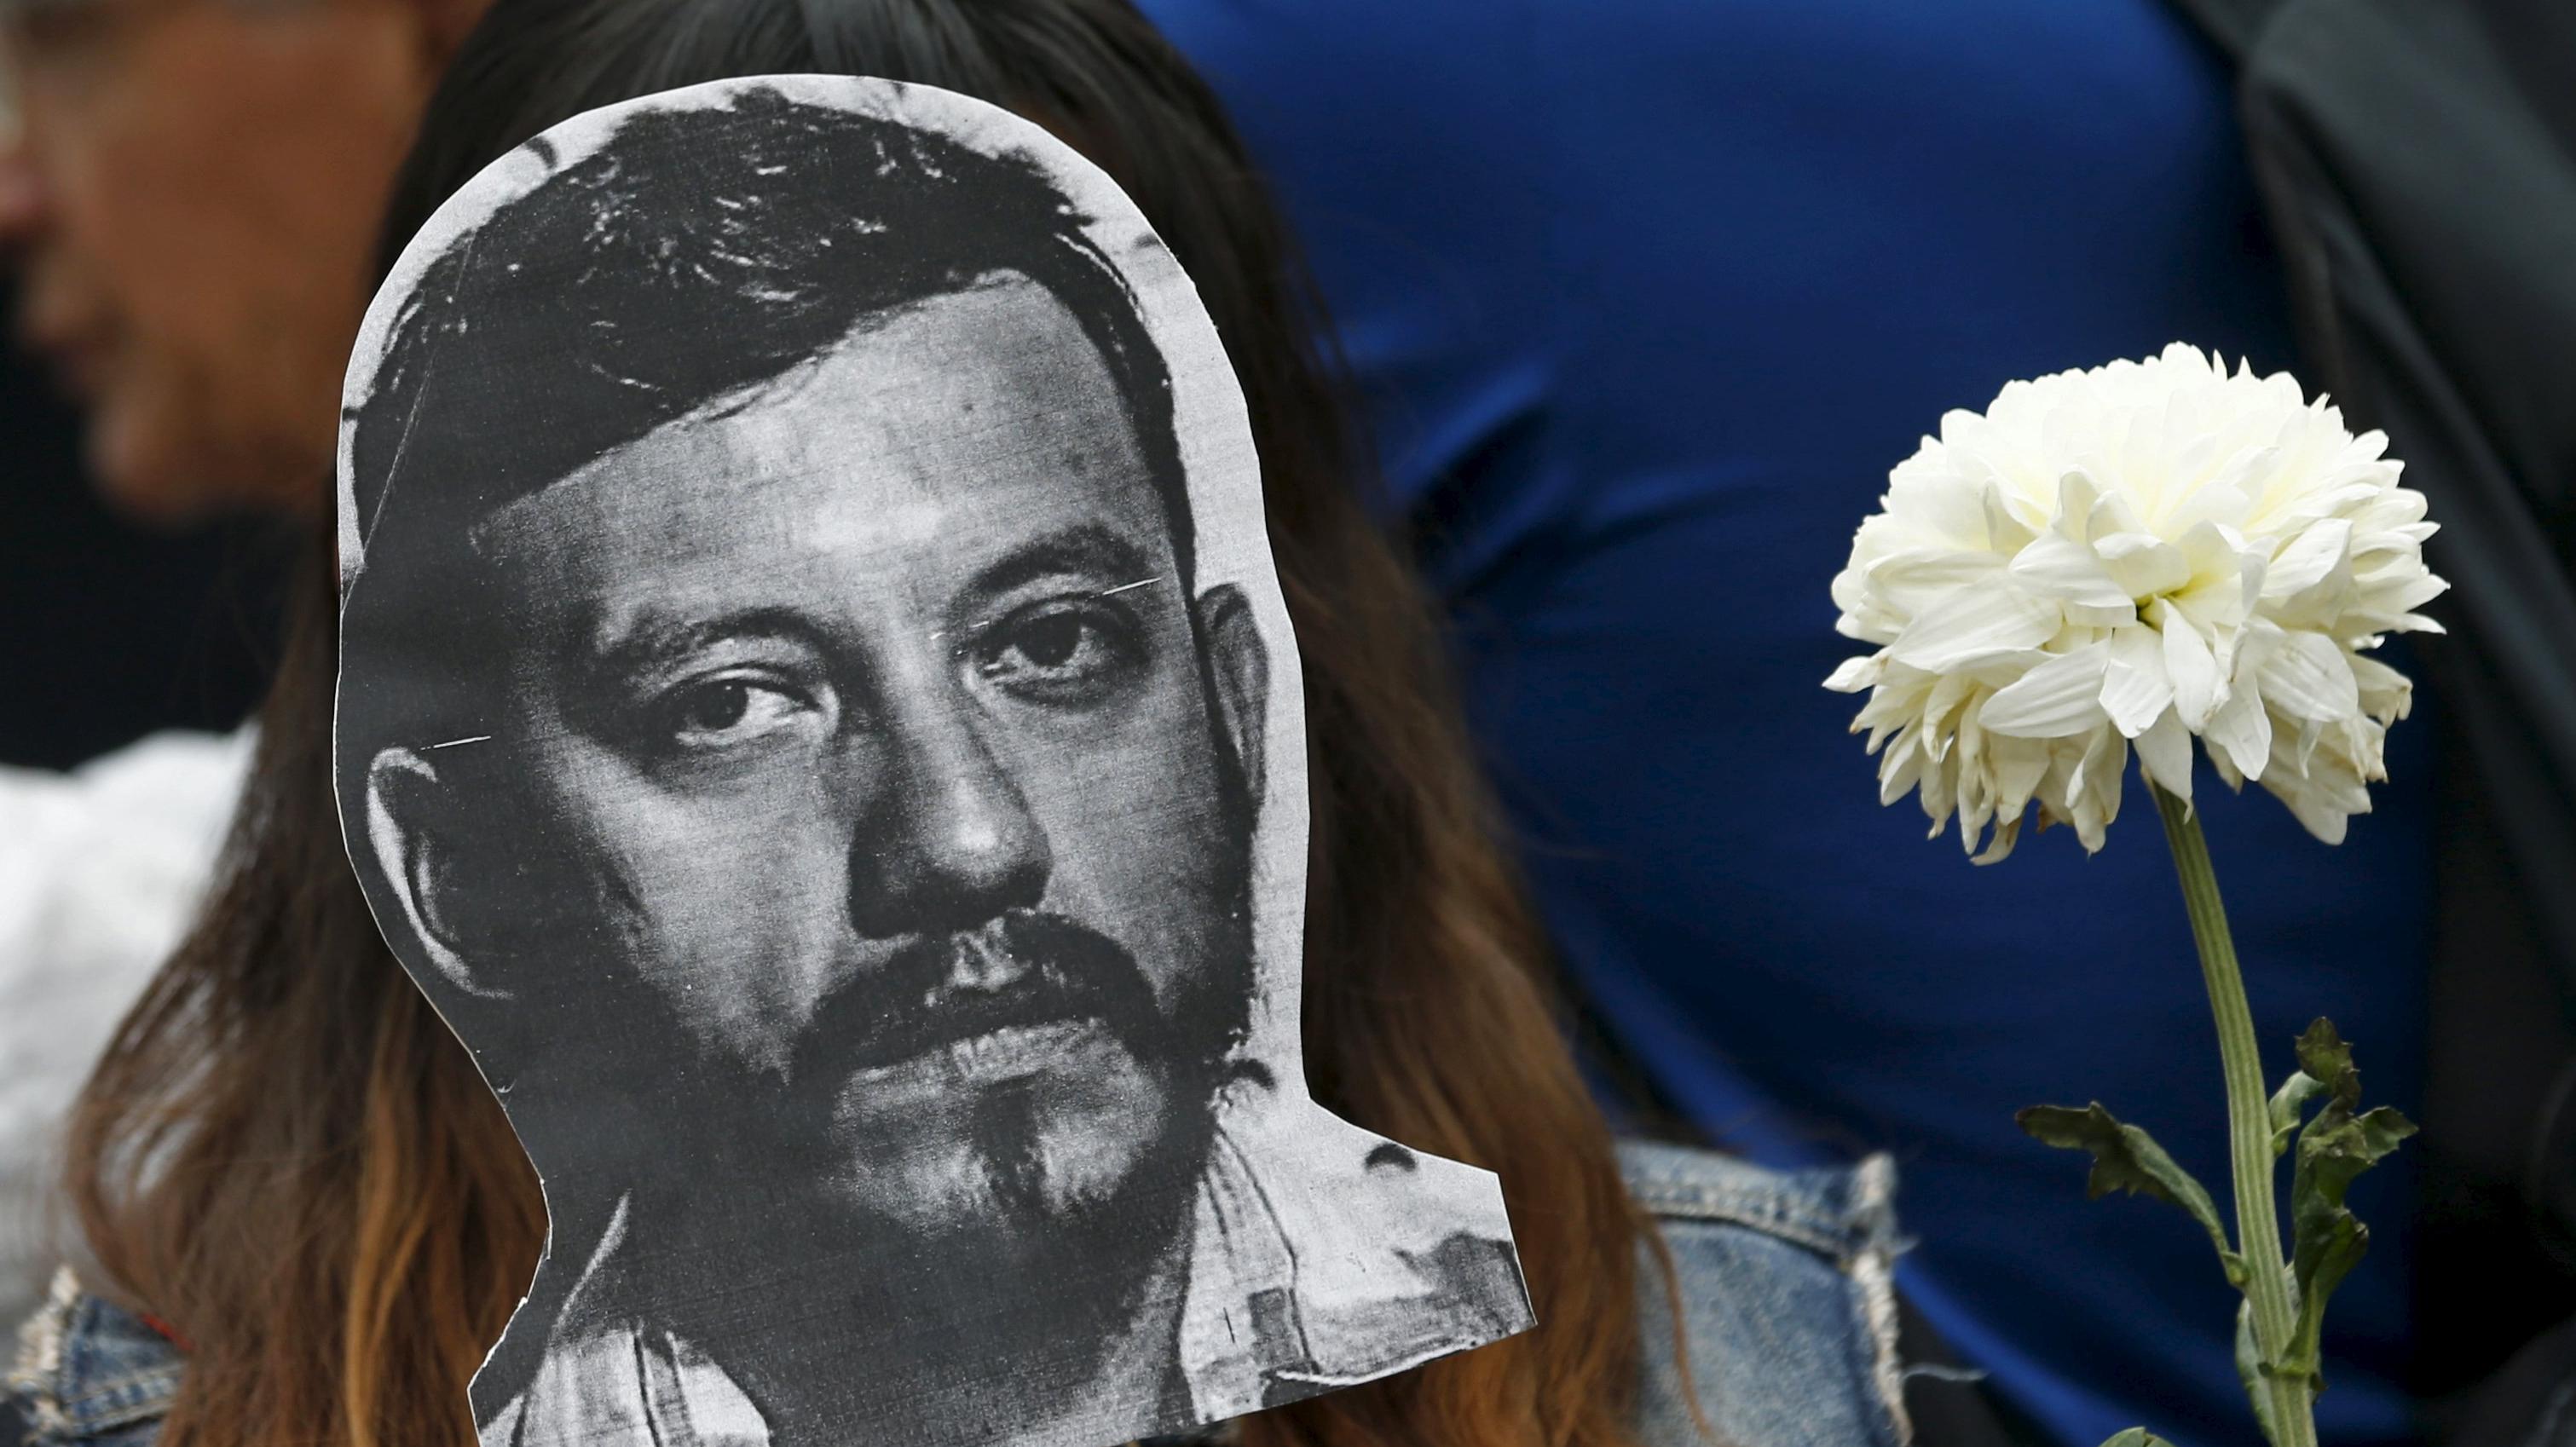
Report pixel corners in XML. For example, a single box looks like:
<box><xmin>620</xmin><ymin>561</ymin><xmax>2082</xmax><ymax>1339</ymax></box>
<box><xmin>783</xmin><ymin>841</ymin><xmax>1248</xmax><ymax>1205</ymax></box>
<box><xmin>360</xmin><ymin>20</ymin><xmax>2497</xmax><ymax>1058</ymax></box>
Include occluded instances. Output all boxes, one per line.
<box><xmin>1134</xmin><ymin>2</ymin><xmax>2434</xmax><ymax>1444</ymax></box>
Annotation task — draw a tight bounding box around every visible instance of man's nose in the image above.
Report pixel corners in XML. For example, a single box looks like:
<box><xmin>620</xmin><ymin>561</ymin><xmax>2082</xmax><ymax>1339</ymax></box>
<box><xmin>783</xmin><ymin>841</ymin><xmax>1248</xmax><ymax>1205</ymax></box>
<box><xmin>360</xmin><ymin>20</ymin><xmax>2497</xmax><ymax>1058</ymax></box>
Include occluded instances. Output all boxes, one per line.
<box><xmin>848</xmin><ymin>684</ymin><xmax>1053</xmax><ymax>939</ymax></box>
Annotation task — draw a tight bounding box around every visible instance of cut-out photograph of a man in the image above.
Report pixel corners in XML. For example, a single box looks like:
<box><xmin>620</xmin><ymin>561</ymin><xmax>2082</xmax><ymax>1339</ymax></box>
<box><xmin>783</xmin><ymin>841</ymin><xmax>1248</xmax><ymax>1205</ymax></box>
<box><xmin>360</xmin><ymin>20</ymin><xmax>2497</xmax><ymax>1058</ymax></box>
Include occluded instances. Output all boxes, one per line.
<box><xmin>331</xmin><ymin>77</ymin><xmax>1530</xmax><ymax>1447</ymax></box>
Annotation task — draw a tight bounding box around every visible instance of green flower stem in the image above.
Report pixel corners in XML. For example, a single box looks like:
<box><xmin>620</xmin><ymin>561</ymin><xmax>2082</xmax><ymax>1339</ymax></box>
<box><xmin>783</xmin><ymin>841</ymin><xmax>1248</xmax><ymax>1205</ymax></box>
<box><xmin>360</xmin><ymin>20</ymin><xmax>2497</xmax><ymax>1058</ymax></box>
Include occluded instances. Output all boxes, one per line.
<box><xmin>2153</xmin><ymin>785</ymin><xmax>2317</xmax><ymax>1447</ymax></box>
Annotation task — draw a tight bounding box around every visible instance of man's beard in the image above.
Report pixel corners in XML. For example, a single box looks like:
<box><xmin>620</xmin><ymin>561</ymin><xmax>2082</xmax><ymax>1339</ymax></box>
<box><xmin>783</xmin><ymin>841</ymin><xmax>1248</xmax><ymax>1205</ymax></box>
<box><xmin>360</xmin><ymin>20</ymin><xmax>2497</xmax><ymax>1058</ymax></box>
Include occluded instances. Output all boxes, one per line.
<box><xmin>604</xmin><ymin>901</ymin><xmax>1255</xmax><ymax>1421</ymax></box>
<box><xmin>786</xmin><ymin>906</ymin><xmax>1250</xmax><ymax>1234</ymax></box>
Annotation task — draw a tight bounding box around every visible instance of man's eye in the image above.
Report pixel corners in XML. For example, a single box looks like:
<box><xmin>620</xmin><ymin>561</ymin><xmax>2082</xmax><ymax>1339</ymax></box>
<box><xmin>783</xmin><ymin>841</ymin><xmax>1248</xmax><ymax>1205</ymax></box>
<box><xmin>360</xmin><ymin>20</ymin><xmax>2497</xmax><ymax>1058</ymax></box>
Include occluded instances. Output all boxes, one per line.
<box><xmin>656</xmin><ymin>677</ymin><xmax>812</xmax><ymax>748</ymax></box>
<box><xmin>979</xmin><ymin>602</ymin><xmax>1138</xmax><ymax>702</ymax></box>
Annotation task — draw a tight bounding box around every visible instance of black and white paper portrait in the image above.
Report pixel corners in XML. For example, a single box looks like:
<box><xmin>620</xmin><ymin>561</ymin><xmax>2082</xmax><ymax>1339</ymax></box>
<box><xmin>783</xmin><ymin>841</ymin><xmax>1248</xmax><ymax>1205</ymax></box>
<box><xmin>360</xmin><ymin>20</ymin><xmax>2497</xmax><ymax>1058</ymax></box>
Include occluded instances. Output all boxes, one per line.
<box><xmin>332</xmin><ymin>77</ymin><xmax>1531</xmax><ymax>1447</ymax></box>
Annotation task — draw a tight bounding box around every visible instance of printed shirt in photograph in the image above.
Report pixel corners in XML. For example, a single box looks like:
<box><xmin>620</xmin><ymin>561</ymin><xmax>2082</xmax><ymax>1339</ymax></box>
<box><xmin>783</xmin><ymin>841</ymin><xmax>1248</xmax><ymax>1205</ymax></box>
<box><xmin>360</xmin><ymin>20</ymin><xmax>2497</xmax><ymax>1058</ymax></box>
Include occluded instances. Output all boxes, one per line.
<box><xmin>479</xmin><ymin>1081</ymin><xmax>1528</xmax><ymax>1447</ymax></box>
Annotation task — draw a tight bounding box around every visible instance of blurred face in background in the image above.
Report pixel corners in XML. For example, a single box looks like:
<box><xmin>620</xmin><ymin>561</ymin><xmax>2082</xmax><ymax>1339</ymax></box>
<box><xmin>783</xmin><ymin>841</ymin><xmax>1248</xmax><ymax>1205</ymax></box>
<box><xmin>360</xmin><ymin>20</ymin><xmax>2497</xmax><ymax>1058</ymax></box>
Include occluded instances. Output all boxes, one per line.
<box><xmin>0</xmin><ymin>0</ymin><xmax>475</xmax><ymax>521</ymax></box>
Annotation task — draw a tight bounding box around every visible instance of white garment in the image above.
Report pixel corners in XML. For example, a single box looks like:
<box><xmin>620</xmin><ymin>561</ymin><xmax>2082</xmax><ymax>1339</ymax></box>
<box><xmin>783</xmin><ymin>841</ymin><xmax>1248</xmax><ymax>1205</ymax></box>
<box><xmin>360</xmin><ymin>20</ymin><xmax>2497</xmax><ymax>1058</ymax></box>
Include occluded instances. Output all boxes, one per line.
<box><xmin>0</xmin><ymin>729</ymin><xmax>252</xmax><ymax>1326</ymax></box>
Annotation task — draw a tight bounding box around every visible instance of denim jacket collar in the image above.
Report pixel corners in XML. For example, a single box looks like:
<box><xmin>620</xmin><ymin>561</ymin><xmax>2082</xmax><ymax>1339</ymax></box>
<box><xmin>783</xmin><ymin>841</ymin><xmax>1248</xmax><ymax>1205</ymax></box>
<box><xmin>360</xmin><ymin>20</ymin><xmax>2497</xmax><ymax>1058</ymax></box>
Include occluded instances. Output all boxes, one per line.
<box><xmin>1620</xmin><ymin>1139</ymin><xmax>1902</xmax><ymax>1263</ymax></box>
<box><xmin>7</xmin><ymin>1268</ymin><xmax>183</xmax><ymax>1444</ymax></box>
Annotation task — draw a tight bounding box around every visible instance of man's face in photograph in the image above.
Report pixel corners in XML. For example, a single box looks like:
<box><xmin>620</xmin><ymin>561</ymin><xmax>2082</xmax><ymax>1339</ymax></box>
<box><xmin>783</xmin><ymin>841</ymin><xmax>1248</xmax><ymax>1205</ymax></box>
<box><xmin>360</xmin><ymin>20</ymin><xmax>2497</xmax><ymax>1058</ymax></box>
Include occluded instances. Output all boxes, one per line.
<box><xmin>344</xmin><ymin>87</ymin><xmax>1532</xmax><ymax>1447</ymax></box>
<box><xmin>450</xmin><ymin>269</ymin><xmax>1262</xmax><ymax>1261</ymax></box>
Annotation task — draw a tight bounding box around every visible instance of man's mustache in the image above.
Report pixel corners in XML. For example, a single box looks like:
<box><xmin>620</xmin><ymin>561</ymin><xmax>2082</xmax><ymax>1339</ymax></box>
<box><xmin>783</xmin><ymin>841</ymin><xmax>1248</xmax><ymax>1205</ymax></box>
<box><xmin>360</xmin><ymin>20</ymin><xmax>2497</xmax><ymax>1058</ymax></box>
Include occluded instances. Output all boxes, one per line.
<box><xmin>794</xmin><ymin>910</ymin><xmax>1168</xmax><ymax>1086</ymax></box>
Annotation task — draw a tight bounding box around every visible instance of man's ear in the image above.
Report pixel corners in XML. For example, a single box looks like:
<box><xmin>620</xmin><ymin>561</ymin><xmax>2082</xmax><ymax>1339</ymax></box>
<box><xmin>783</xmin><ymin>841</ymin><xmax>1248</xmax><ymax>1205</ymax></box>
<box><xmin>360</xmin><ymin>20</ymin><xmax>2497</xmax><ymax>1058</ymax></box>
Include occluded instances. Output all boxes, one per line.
<box><xmin>365</xmin><ymin>748</ymin><xmax>511</xmax><ymax>1001</ymax></box>
<box><xmin>1198</xmin><ymin>584</ymin><xmax>1270</xmax><ymax>809</ymax></box>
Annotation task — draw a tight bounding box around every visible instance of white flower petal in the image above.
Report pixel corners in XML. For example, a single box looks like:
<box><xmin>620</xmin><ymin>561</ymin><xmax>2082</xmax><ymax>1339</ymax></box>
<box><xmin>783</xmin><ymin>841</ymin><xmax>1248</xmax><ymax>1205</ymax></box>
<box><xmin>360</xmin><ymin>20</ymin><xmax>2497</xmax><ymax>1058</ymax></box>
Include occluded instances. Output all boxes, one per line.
<box><xmin>1888</xmin><ymin>586</ymin><xmax>2060</xmax><ymax>673</ymax></box>
<box><xmin>2173</xmin><ymin>520</ymin><xmax>2243</xmax><ymax>587</ymax></box>
<box><xmin>1824</xmin><ymin>654</ymin><xmax>1886</xmax><ymax>693</ymax></box>
<box><xmin>2065</xmin><ymin>729</ymin><xmax>2127</xmax><ymax>852</ymax></box>
<box><xmin>2363</xmin><ymin>572</ymin><xmax>2451</xmax><ymax>620</ymax></box>
<box><xmin>2163</xmin><ymin>480</ymin><xmax>2250</xmax><ymax>538</ymax></box>
<box><xmin>1980</xmin><ymin>649</ymin><xmax>2113</xmax><ymax>738</ymax></box>
<box><xmin>2134</xmin><ymin>707</ymin><xmax>2194</xmax><ymax>804</ymax></box>
<box><xmin>2085</xmin><ymin>490</ymin><xmax>2151</xmax><ymax>545</ymax></box>
<box><xmin>2053</xmin><ymin>469</ymin><xmax>2105</xmax><ymax>532</ymax></box>
<box><xmin>1868</xmin><ymin>549</ymin><xmax>2008</xmax><ymax>616</ymax></box>
<box><xmin>2206</xmin><ymin>677</ymin><xmax>2273</xmax><ymax>781</ymax></box>
<box><xmin>2155</xmin><ymin>598</ymin><xmax>2221</xmax><ymax>729</ymax></box>
<box><xmin>2348</xmin><ymin>651</ymin><xmax>2415</xmax><ymax>723</ymax></box>
<box><xmin>2179</xmin><ymin>551</ymin><xmax>2267</xmax><ymax>634</ymax></box>
<box><xmin>2209</xmin><ymin>747</ymin><xmax>2246</xmax><ymax>792</ymax></box>
<box><xmin>2263</xmin><ymin>518</ymin><xmax>2357</xmax><ymax>626</ymax></box>
<box><xmin>2260</xmin><ymin>630</ymin><xmax>2363</xmax><ymax>724</ymax></box>
<box><xmin>2255</xmin><ymin>723</ymin><xmax>2373</xmax><ymax>845</ymax></box>
<box><xmin>1878</xmin><ymin>741</ymin><xmax>1926</xmax><ymax>807</ymax></box>
<box><xmin>2094</xmin><ymin>532</ymin><xmax>2191</xmax><ymax>599</ymax></box>
<box><xmin>1980</xmin><ymin>481</ymin><xmax>2038</xmax><ymax>555</ymax></box>
<box><xmin>2099</xmin><ymin>626</ymin><xmax>2175</xmax><ymax>737</ymax></box>
<box><xmin>1987</xmin><ymin>735</ymin><xmax>2053</xmax><ymax>822</ymax></box>
<box><xmin>1971</xmin><ymin>816</ymin><xmax>2024</xmax><ymax>864</ymax></box>
<box><xmin>2008</xmin><ymin>531</ymin><xmax>2136</xmax><ymax>626</ymax></box>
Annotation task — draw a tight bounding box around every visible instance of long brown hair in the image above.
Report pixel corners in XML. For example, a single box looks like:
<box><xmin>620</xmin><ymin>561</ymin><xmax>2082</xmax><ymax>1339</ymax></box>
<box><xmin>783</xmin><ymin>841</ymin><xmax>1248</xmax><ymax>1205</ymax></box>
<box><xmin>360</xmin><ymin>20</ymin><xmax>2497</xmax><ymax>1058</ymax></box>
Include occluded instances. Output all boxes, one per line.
<box><xmin>66</xmin><ymin>3</ymin><xmax>1655</xmax><ymax>1444</ymax></box>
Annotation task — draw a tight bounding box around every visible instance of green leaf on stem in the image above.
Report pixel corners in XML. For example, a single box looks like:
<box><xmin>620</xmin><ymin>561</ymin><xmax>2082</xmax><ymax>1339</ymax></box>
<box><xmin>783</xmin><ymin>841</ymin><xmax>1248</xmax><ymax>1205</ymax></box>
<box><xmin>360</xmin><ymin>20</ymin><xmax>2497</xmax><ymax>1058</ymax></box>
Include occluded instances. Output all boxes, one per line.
<box><xmin>2293</xmin><ymin>1018</ymin><xmax>2359</xmax><ymax>1104</ymax></box>
<box><xmin>2285</xmin><ymin>1214</ymin><xmax>2364</xmax><ymax>1392</ymax></box>
<box><xmin>2237</xmin><ymin>1300</ymin><xmax>2284</xmax><ymax>1444</ymax></box>
<box><xmin>2267</xmin><ymin>1071</ymin><xmax>2327</xmax><ymax>1157</ymax></box>
<box><xmin>2281</xmin><ymin>1018</ymin><xmax>2417</xmax><ymax>1391</ymax></box>
<box><xmin>2017</xmin><ymin>1102</ymin><xmax>2240</xmax><ymax>1281</ymax></box>
<box><xmin>2100</xmin><ymin>1430</ymin><xmax>2177</xmax><ymax>1447</ymax></box>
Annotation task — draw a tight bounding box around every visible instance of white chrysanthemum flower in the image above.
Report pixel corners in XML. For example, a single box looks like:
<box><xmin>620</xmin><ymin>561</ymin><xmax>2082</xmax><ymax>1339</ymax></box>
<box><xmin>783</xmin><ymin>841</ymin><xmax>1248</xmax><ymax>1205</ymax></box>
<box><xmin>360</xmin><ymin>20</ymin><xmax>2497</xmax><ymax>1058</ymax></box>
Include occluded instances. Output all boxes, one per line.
<box><xmin>1825</xmin><ymin>343</ymin><xmax>2445</xmax><ymax>862</ymax></box>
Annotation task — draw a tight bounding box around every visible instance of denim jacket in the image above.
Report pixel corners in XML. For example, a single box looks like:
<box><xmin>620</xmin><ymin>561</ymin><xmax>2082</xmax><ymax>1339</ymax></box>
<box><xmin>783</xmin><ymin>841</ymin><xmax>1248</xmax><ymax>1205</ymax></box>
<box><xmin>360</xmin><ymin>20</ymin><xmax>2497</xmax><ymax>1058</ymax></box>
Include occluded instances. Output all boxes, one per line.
<box><xmin>5</xmin><ymin>1141</ymin><xmax>1913</xmax><ymax>1447</ymax></box>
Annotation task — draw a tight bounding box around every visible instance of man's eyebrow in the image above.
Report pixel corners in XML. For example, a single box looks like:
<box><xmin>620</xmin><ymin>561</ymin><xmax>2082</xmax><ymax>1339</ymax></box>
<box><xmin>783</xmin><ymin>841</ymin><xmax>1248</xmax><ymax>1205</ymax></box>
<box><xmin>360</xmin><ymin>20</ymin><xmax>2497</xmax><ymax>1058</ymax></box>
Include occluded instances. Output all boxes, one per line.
<box><xmin>967</xmin><ymin>523</ymin><xmax>1156</xmax><ymax>599</ymax></box>
<box><xmin>586</xmin><ymin>606</ymin><xmax>823</xmax><ymax>678</ymax></box>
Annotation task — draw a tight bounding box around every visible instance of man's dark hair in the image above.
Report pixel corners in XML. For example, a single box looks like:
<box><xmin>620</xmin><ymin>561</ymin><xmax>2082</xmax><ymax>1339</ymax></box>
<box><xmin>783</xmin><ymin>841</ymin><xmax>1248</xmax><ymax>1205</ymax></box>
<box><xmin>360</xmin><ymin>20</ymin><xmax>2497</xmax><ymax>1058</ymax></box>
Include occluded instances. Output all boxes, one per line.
<box><xmin>340</xmin><ymin>84</ymin><xmax>1192</xmax><ymax>754</ymax></box>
